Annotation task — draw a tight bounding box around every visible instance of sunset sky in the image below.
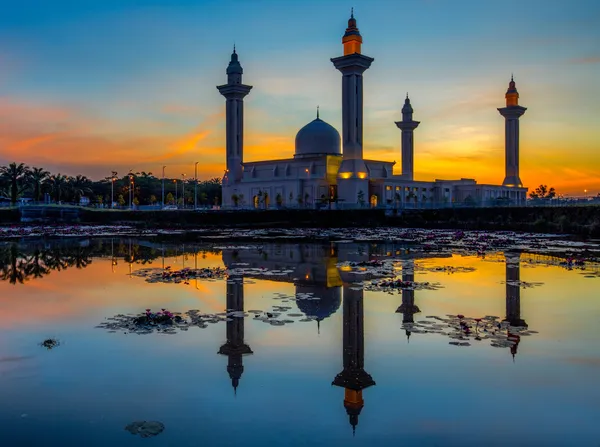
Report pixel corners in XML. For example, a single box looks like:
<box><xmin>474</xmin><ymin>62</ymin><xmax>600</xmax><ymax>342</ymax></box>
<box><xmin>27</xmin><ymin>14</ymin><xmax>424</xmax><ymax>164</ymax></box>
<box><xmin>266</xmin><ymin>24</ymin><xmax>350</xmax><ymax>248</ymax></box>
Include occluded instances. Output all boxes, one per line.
<box><xmin>0</xmin><ymin>0</ymin><xmax>598</xmax><ymax>195</ymax></box>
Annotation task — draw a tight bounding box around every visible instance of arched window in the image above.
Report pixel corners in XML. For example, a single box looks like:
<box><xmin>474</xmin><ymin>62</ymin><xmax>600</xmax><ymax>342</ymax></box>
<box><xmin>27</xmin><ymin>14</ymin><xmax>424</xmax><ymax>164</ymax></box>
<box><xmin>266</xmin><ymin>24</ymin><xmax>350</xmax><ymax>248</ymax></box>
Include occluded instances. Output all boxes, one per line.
<box><xmin>253</xmin><ymin>195</ymin><xmax>259</xmax><ymax>209</ymax></box>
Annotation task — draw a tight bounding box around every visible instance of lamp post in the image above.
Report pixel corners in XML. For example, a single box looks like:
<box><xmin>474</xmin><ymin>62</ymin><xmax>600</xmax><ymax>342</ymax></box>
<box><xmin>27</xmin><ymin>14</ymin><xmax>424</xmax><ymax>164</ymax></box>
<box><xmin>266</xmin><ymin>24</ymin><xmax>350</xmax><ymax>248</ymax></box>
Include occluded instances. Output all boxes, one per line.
<box><xmin>111</xmin><ymin>176</ymin><xmax>115</xmax><ymax>209</ymax></box>
<box><xmin>174</xmin><ymin>179</ymin><xmax>178</xmax><ymax>207</ymax></box>
<box><xmin>162</xmin><ymin>165</ymin><xmax>166</xmax><ymax>209</ymax></box>
<box><xmin>182</xmin><ymin>174</ymin><xmax>186</xmax><ymax>209</ymax></box>
<box><xmin>129</xmin><ymin>175</ymin><xmax>134</xmax><ymax>210</ymax></box>
<box><xmin>305</xmin><ymin>168</ymin><xmax>310</xmax><ymax>208</ymax></box>
<box><xmin>194</xmin><ymin>162</ymin><xmax>198</xmax><ymax>210</ymax></box>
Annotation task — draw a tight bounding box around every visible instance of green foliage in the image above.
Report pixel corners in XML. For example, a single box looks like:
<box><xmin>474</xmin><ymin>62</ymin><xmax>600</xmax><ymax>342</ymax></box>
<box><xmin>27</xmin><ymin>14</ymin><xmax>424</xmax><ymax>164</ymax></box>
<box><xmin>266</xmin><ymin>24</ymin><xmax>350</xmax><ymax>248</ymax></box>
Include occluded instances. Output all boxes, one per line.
<box><xmin>529</xmin><ymin>184</ymin><xmax>556</xmax><ymax>200</ymax></box>
<box><xmin>0</xmin><ymin>163</ymin><xmax>223</xmax><ymax>207</ymax></box>
<box><xmin>0</xmin><ymin>162</ymin><xmax>29</xmax><ymax>205</ymax></box>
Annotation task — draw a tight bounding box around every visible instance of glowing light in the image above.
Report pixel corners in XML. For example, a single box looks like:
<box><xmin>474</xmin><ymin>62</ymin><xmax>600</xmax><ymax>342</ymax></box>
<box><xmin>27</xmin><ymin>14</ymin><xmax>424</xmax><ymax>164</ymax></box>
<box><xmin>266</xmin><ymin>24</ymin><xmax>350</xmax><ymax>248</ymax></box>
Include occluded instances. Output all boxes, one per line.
<box><xmin>357</xmin><ymin>172</ymin><xmax>367</xmax><ymax>179</ymax></box>
<box><xmin>339</xmin><ymin>172</ymin><xmax>352</xmax><ymax>179</ymax></box>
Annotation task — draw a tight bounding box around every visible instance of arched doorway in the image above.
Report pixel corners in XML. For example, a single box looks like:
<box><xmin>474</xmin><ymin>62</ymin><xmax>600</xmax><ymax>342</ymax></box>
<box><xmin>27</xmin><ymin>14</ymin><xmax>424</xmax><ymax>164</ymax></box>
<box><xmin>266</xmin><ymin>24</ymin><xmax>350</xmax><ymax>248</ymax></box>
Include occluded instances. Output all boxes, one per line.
<box><xmin>253</xmin><ymin>195</ymin><xmax>259</xmax><ymax>209</ymax></box>
<box><xmin>370</xmin><ymin>194</ymin><xmax>378</xmax><ymax>208</ymax></box>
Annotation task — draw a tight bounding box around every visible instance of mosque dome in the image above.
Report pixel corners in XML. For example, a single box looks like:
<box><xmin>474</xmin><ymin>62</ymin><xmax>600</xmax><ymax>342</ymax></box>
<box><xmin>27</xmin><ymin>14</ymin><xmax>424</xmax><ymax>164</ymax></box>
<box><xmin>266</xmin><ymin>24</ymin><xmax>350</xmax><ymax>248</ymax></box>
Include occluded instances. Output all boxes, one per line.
<box><xmin>294</xmin><ymin>113</ymin><xmax>341</xmax><ymax>158</ymax></box>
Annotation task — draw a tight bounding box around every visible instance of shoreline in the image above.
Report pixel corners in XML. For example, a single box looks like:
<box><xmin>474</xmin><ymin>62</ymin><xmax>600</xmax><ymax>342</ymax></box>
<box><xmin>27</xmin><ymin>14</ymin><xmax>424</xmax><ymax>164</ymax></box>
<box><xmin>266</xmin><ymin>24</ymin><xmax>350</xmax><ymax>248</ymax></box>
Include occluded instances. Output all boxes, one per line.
<box><xmin>0</xmin><ymin>205</ymin><xmax>599</xmax><ymax>238</ymax></box>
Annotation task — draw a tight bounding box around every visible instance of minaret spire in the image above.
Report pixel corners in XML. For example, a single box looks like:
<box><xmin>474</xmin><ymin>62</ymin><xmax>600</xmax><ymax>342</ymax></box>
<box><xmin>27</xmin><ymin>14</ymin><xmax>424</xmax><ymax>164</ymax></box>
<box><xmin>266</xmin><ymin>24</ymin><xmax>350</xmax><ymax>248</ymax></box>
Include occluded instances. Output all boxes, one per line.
<box><xmin>317</xmin><ymin>105</ymin><xmax>320</xmax><ymax>120</ymax></box>
<box><xmin>498</xmin><ymin>76</ymin><xmax>526</xmax><ymax>189</ymax></box>
<box><xmin>332</xmin><ymin>11</ymin><xmax>374</xmax><ymax>207</ymax></box>
<box><xmin>395</xmin><ymin>95</ymin><xmax>420</xmax><ymax>181</ymax></box>
<box><xmin>217</xmin><ymin>47</ymin><xmax>253</xmax><ymax>207</ymax></box>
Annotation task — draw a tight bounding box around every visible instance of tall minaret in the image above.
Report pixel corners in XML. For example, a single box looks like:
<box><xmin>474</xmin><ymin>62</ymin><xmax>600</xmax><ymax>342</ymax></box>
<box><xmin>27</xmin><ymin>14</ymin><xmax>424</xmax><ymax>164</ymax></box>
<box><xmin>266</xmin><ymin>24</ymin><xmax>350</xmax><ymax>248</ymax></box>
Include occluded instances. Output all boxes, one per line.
<box><xmin>395</xmin><ymin>95</ymin><xmax>420</xmax><ymax>180</ymax></box>
<box><xmin>498</xmin><ymin>76</ymin><xmax>526</xmax><ymax>187</ymax></box>
<box><xmin>218</xmin><ymin>280</ymin><xmax>253</xmax><ymax>394</ymax></box>
<box><xmin>332</xmin><ymin>285</ymin><xmax>376</xmax><ymax>435</ymax></box>
<box><xmin>217</xmin><ymin>47</ymin><xmax>253</xmax><ymax>190</ymax></box>
<box><xmin>331</xmin><ymin>11</ymin><xmax>374</xmax><ymax>207</ymax></box>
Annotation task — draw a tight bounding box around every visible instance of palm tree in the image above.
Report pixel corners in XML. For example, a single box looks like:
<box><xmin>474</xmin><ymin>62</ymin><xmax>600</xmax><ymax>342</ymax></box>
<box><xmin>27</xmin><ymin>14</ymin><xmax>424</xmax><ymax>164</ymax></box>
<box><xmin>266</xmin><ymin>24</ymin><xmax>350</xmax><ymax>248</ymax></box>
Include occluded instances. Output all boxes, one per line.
<box><xmin>69</xmin><ymin>175</ymin><xmax>93</xmax><ymax>204</ymax></box>
<box><xmin>28</xmin><ymin>167</ymin><xmax>50</xmax><ymax>202</ymax></box>
<box><xmin>0</xmin><ymin>162</ymin><xmax>29</xmax><ymax>205</ymax></box>
<box><xmin>48</xmin><ymin>174</ymin><xmax>68</xmax><ymax>203</ymax></box>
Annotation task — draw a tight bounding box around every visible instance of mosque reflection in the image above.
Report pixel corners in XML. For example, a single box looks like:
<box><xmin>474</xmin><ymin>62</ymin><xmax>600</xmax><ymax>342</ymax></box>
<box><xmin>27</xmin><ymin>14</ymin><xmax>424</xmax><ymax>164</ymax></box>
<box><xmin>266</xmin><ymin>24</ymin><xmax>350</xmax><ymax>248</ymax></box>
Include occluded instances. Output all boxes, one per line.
<box><xmin>1</xmin><ymin>238</ymin><xmax>531</xmax><ymax>433</ymax></box>
<box><xmin>218</xmin><ymin>243</ymin><xmax>529</xmax><ymax>432</ymax></box>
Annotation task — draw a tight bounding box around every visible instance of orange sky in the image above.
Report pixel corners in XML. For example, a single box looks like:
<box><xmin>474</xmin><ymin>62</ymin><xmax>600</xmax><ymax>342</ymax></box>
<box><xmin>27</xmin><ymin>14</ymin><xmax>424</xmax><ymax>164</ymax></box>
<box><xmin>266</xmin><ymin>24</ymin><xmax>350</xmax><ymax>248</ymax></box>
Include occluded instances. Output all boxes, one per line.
<box><xmin>0</xmin><ymin>1</ymin><xmax>598</xmax><ymax>195</ymax></box>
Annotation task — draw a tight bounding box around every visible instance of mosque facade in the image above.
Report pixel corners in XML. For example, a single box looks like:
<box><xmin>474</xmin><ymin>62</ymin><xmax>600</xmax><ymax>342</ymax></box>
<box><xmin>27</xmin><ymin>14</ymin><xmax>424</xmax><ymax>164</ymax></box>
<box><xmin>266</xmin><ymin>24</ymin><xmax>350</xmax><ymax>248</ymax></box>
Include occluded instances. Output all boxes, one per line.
<box><xmin>217</xmin><ymin>13</ymin><xmax>528</xmax><ymax>209</ymax></box>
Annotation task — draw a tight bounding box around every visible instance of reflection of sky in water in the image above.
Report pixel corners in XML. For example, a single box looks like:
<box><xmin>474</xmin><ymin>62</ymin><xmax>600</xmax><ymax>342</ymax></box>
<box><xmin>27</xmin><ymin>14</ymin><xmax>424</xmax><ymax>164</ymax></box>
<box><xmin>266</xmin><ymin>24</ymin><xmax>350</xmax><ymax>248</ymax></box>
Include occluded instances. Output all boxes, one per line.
<box><xmin>0</xmin><ymin>239</ymin><xmax>599</xmax><ymax>446</ymax></box>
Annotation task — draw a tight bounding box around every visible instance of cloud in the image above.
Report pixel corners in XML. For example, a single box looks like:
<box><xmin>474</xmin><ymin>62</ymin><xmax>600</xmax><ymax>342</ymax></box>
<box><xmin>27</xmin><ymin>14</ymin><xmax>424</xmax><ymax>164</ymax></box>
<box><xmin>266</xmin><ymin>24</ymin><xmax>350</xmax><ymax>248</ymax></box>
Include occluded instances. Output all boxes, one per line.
<box><xmin>569</xmin><ymin>56</ymin><xmax>600</xmax><ymax>65</ymax></box>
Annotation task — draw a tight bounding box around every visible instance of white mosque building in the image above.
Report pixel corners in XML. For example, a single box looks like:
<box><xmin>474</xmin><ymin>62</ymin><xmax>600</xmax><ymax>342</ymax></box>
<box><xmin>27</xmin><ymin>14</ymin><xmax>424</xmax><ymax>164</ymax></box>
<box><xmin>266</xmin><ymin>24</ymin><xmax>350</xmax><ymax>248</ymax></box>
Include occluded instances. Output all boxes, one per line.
<box><xmin>217</xmin><ymin>12</ymin><xmax>528</xmax><ymax>209</ymax></box>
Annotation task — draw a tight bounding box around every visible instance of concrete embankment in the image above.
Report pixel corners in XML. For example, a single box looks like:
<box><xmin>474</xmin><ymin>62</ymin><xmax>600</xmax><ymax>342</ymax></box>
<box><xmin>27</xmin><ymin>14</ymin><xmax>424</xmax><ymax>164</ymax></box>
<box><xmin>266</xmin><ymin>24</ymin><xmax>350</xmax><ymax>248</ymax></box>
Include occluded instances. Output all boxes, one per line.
<box><xmin>1</xmin><ymin>206</ymin><xmax>598</xmax><ymax>237</ymax></box>
<box><xmin>388</xmin><ymin>206</ymin><xmax>600</xmax><ymax>237</ymax></box>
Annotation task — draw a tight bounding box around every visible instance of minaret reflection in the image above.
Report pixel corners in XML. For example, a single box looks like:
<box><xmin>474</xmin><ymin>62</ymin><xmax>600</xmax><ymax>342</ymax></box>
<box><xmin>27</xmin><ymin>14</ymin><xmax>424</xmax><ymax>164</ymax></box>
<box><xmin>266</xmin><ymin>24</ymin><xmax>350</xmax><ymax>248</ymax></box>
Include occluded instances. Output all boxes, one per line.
<box><xmin>332</xmin><ymin>285</ymin><xmax>376</xmax><ymax>435</ymax></box>
<box><xmin>503</xmin><ymin>252</ymin><xmax>527</xmax><ymax>360</ymax></box>
<box><xmin>395</xmin><ymin>258</ymin><xmax>420</xmax><ymax>341</ymax></box>
<box><xmin>218</xmin><ymin>280</ymin><xmax>253</xmax><ymax>394</ymax></box>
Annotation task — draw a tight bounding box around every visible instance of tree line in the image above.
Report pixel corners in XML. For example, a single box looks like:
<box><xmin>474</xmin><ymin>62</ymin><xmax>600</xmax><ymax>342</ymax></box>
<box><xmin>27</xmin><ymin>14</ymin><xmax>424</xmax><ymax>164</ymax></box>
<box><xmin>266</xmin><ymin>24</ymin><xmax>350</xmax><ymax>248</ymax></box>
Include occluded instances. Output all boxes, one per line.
<box><xmin>0</xmin><ymin>240</ymin><xmax>221</xmax><ymax>285</ymax></box>
<box><xmin>0</xmin><ymin>162</ymin><xmax>222</xmax><ymax>207</ymax></box>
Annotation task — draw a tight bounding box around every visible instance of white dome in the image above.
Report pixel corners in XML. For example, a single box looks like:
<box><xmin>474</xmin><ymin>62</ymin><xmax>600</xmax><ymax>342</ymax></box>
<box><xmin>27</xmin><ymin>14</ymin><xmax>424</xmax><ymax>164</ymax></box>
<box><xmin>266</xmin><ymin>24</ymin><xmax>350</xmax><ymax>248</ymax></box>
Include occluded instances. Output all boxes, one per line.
<box><xmin>294</xmin><ymin>118</ymin><xmax>341</xmax><ymax>158</ymax></box>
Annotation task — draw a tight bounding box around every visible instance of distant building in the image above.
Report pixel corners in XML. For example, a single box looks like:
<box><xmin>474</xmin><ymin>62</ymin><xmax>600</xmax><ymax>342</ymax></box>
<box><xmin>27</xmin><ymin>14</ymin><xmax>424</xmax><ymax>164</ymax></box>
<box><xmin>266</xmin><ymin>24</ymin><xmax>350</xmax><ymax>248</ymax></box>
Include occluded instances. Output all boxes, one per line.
<box><xmin>218</xmin><ymin>13</ymin><xmax>527</xmax><ymax>209</ymax></box>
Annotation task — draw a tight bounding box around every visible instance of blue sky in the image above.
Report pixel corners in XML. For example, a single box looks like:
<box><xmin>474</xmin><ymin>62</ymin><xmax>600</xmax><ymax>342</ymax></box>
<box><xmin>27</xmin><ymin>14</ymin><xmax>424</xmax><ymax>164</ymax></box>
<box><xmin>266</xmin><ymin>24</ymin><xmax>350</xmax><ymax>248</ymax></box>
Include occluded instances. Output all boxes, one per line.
<box><xmin>0</xmin><ymin>0</ymin><xmax>599</xmax><ymax>193</ymax></box>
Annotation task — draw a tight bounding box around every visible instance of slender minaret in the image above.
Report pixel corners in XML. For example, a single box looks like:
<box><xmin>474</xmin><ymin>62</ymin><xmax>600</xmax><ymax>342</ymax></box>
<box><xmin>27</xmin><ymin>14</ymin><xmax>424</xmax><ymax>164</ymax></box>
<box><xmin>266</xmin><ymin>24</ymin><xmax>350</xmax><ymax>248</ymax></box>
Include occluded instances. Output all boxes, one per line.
<box><xmin>217</xmin><ymin>47</ymin><xmax>252</xmax><ymax>190</ymax></box>
<box><xmin>332</xmin><ymin>285</ymin><xmax>376</xmax><ymax>435</ymax></box>
<box><xmin>395</xmin><ymin>258</ymin><xmax>420</xmax><ymax>341</ymax></box>
<box><xmin>218</xmin><ymin>280</ymin><xmax>253</xmax><ymax>394</ymax></box>
<box><xmin>395</xmin><ymin>95</ymin><xmax>420</xmax><ymax>181</ymax></box>
<box><xmin>331</xmin><ymin>10</ymin><xmax>374</xmax><ymax>207</ymax></box>
<box><xmin>498</xmin><ymin>76</ymin><xmax>526</xmax><ymax>187</ymax></box>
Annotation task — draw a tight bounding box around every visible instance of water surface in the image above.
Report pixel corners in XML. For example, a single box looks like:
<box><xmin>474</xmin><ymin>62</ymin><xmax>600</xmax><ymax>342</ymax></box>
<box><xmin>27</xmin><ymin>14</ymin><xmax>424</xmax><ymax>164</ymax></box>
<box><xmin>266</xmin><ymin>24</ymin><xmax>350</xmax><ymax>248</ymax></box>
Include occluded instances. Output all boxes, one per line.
<box><xmin>0</xmin><ymin>237</ymin><xmax>599</xmax><ymax>446</ymax></box>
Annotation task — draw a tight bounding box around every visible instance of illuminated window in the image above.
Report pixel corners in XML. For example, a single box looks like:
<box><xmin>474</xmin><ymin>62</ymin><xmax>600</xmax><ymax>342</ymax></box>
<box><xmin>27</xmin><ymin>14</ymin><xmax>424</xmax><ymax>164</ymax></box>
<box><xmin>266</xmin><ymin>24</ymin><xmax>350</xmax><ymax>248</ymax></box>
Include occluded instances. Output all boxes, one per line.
<box><xmin>385</xmin><ymin>186</ymin><xmax>392</xmax><ymax>191</ymax></box>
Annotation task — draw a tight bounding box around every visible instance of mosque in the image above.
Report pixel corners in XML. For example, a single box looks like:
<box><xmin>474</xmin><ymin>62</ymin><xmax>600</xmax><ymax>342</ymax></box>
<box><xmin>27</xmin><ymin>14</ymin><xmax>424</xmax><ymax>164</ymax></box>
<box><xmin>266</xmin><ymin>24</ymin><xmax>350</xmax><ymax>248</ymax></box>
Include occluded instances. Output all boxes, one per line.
<box><xmin>217</xmin><ymin>12</ymin><xmax>528</xmax><ymax>209</ymax></box>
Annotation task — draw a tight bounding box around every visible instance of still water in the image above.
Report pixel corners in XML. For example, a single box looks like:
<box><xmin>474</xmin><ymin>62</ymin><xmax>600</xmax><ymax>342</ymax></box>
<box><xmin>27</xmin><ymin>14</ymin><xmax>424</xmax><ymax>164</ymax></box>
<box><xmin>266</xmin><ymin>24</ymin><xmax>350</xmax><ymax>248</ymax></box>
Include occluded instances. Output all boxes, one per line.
<box><xmin>0</xmin><ymin>237</ymin><xmax>599</xmax><ymax>446</ymax></box>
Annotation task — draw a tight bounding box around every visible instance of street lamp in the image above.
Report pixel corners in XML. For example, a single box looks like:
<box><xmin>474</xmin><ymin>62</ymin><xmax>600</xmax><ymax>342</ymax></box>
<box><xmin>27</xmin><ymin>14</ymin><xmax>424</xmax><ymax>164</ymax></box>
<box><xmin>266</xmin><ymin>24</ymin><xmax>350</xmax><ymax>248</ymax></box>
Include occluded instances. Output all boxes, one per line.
<box><xmin>129</xmin><ymin>175</ymin><xmax>134</xmax><ymax>210</ymax></box>
<box><xmin>182</xmin><ymin>174</ymin><xmax>186</xmax><ymax>209</ymax></box>
<box><xmin>111</xmin><ymin>175</ymin><xmax>116</xmax><ymax>209</ymax></box>
<box><xmin>162</xmin><ymin>165</ymin><xmax>166</xmax><ymax>209</ymax></box>
<box><xmin>174</xmin><ymin>179</ymin><xmax>178</xmax><ymax>207</ymax></box>
<box><xmin>194</xmin><ymin>162</ymin><xmax>198</xmax><ymax>210</ymax></box>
